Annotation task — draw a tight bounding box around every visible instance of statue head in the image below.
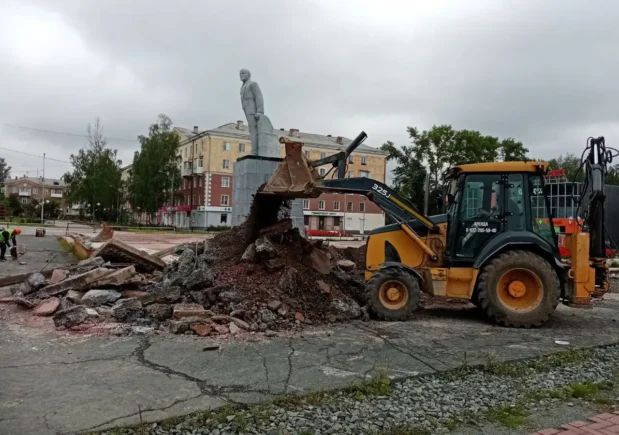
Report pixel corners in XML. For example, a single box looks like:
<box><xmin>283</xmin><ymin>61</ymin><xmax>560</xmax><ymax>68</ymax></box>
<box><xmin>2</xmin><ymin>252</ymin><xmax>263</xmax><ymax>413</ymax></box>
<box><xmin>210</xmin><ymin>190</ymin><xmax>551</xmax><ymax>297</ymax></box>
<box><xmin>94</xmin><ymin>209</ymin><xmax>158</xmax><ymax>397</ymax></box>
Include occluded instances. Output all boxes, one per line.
<box><xmin>239</xmin><ymin>69</ymin><xmax>251</xmax><ymax>83</ymax></box>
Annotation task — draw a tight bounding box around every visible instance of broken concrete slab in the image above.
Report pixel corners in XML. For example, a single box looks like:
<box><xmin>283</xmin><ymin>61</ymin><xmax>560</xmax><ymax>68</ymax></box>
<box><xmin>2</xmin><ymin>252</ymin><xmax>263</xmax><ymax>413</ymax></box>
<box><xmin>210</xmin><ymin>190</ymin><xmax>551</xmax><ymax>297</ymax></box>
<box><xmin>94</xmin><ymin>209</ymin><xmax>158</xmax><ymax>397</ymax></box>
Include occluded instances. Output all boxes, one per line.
<box><xmin>336</xmin><ymin>259</ymin><xmax>356</xmax><ymax>270</ymax></box>
<box><xmin>190</xmin><ymin>323</ymin><xmax>211</xmax><ymax>336</ymax></box>
<box><xmin>27</xmin><ymin>273</ymin><xmax>47</xmax><ymax>291</ymax></box>
<box><xmin>141</xmin><ymin>287</ymin><xmax>182</xmax><ymax>306</ymax></box>
<box><xmin>33</xmin><ymin>298</ymin><xmax>60</xmax><ymax>316</ymax></box>
<box><xmin>53</xmin><ymin>306</ymin><xmax>88</xmax><ymax>328</ymax></box>
<box><xmin>121</xmin><ymin>290</ymin><xmax>149</xmax><ymax>300</ymax></box>
<box><xmin>88</xmin><ymin>266</ymin><xmax>136</xmax><ymax>288</ymax></box>
<box><xmin>81</xmin><ymin>289</ymin><xmax>122</xmax><ymax>307</ymax></box>
<box><xmin>75</xmin><ymin>256</ymin><xmax>105</xmax><ymax>273</ymax></box>
<box><xmin>173</xmin><ymin>303</ymin><xmax>209</xmax><ymax>320</ymax></box>
<box><xmin>93</xmin><ymin>239</ymin><xmax>165</xmax><ymax>272</ymax></box>
<box><xmin>37</xmin><ymin>268</ymin><xmax>112</xmax><ymax>297</ymax></box>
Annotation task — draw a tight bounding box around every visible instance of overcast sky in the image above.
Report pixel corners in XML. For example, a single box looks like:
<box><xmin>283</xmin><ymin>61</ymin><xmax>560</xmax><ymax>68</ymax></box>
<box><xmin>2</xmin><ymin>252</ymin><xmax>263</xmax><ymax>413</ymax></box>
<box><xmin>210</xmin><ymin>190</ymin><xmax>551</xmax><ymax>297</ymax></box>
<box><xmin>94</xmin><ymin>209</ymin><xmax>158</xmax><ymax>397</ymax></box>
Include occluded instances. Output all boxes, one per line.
<box><xmin>1</xmin><ymin>0</ymin><xmax>618</xmax><ymax>179</ymax></box>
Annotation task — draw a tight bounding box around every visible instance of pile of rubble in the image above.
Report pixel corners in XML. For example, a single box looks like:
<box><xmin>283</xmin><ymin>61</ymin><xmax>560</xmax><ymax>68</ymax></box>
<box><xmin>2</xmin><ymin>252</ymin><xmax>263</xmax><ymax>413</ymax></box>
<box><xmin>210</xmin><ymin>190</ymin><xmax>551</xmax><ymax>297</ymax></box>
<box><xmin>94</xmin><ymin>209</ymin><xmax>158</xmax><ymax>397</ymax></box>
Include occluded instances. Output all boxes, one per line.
<box><xmin>0</xmin><ymin>217</ymin><xmax>368</xmax><ymax>338</ymax></box>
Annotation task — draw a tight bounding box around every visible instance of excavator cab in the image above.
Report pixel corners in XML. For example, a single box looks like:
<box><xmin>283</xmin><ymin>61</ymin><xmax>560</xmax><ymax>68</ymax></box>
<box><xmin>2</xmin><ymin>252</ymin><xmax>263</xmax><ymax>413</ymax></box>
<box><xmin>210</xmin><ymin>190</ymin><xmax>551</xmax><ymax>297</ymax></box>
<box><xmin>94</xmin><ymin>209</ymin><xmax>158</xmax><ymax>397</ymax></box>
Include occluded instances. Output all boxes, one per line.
<box><xmin>260</xmin><ymin>132</ymin><xmax>610</xmax><ymax>328</ymax></box>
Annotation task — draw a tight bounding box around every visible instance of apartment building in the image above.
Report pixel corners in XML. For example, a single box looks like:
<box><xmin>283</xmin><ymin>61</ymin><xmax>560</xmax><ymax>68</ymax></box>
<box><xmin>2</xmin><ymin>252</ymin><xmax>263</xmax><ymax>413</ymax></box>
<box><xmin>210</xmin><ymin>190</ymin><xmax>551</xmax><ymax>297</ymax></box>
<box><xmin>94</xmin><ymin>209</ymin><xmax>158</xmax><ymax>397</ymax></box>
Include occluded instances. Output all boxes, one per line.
<box><xmin>162</xmin><ymin>122</ymin><xmax>388</xmax><ymax>234</ymax></box>
<box><xmin>3</xmin><ymin>176</ymin><xmax>66</xmax><ymax>209</ymax></box>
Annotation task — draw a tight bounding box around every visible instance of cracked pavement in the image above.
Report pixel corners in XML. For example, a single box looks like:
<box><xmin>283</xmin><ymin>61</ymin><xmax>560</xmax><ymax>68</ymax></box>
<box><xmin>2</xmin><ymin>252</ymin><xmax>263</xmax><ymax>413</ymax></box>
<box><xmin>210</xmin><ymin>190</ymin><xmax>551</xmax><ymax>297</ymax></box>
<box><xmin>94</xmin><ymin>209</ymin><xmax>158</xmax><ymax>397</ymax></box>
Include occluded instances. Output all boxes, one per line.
<box><xmin>2</xmin><ymin>296</ymin><xmax>619</xmax><ymax>435</ymax></box>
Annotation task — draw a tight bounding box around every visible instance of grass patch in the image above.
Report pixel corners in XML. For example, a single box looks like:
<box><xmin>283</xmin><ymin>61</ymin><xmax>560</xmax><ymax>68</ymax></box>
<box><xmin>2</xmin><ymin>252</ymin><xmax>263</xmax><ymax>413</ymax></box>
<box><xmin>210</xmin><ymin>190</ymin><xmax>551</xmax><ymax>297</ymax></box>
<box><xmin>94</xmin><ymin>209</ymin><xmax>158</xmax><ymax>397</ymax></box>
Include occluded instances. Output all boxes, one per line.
<box><xmin>272</xmin><ymin>390</ymin><xmax>331</xmax><ymax>410</ymax></box>
<box><xmin>445</xmin><ymin>353</ymin><xmax>471</xmax><ymax>381</ymax></box>
<box><xmin>345</xmin><ymin>370</ymin><xmax>391</xmax><ymax>398</ymax></box>
<box><xmin>481</xmin><ymin>349</ymin><xmax>594</xmax><ymax>378</ymax></box>
<box><xmin>485</xmin><ymin>403</ymin><xmax>529</xmax><ymax>428</ymax></box>
<box><xmin>374</xmin><ymin>425</ymin><xmax>432</xmax><ymax>435</ymax></box>
<box><xmin>160</xmin><ymin>415</ymin><xmax>185</xmax><ymax>430</ymax></box>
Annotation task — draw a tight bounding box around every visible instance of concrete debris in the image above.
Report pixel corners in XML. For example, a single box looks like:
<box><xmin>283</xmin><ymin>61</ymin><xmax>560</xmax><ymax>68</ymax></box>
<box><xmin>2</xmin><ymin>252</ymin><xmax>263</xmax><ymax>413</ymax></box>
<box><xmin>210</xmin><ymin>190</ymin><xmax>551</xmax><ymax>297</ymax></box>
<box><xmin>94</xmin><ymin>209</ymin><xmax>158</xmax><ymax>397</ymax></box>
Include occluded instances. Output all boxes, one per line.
<box><xmin>33</xmin><ymin>297</ymin><xmax>60</xmax><ymax>316</ymax></box>
<box><xmin>255</xmin><ymin>236</ymin><xmax>277</xmax><ymax>260</ymax></box>
<box><xmin>141</xmin><ymin>286</ymin><xmax>182</xmax><ymax>306</ymax></box>
<box><xmin>75</xmin><ymin>256</ymin><xmax>105</xmax><ymax>273</ymax></box>
<box><xmin>93</xmin><ymin>238</ymin><xmax>165</xmax><ymax>272</ymax></box>
<box><xmin>145</xmin><ymin>304</ymin><xmax>173</xmax><ymax>321</ymax></box>
<box><xmin>66</xmin><ymin>290</ymin><xmax>85</xmax><ymax>304</ymax></box>
<box><xmin>121</xmin><ymin>290</ymin><xmax>149</xmax><ymax>300</ymax></box>
<box><xmin>230</xmin><ymin>317</ymin><xmax>250</xmax><ymax>330</ymax></box>
<box><xmin>278</xmin><ymin>267</ymin><xmax>298</xmax><ymax>295</ymax></box>
<box><xmin>241</xmin><ymin>243</ymin><xmax>256</xmax><ymax>262</ymax></box>
<box><xmin>331</xmin><ymin>298</ymin><xmax>363</xmax><ymax>319</ymax></box>
<box><xmin>90</xmin><ymin>225</ymin><xmax>114</xmax><ymax>242</ymax></box>
<box><xmin>81</xmin><ymin>289</ymin><xmax>122</xmax><ymax>307</ymax></box>
<box><xmin>88</xmin><ymin>266</ymin><xmax>136</xmax><ymax>288</ymax></box>
<box><xmin>27</xmin><ymin>273</ymin><xmax>47</xmax><ymax>291</ymax></box>
<box><xmin>172</xmin><ymin>303</ymin><xmax>208</xmax><ymax>320</ymax></box>
<box><xmin>85</xmin><ymin>308</ymin><xmax>100</xmax><ymax>317</ymax></box>
<box><xmin>131</xmin><ymin>326</ymin><xmax>154</xmax><ymax>335</ymax></box>
<box><xmin>111</xmin><ymin>298</ymin><xmax>144</xmax><ymax>322</ymax></box>
<box><xmin>229</xmin><ymin>322</ymin><xmax>241</xmax><ymax>335</ymax></box>
<box><xmin>260</xmin><ymin>308</ymin><xmax>276</xmax><ymax>324</ymax></box>
<box><xmin>38</xmin><ymin>267</ymin><xmax>112</xmax><ymax>297</ymax></box>
<box><xmin>295</xmin><ymin>312</ymin><xmax>305</xmax><ymax>322</ymax></box>
<box><xmin>336</xmin><ymin>259</ymin><xmax>356</xmax><ymax>271</ymax></box>
<box><xmin>53</xmin><ymin>306</ymin><xmax>88</xmax><ymax>328</ymax></box>
<box><xmin>182</xmin><ymin>267</ymin><xmax>213</xmax><ymax>290</ymax></box>
<box><xmin>50</xmin><ymin>269</ymin><xmax>69</xmax><ymax>284</ymax></box>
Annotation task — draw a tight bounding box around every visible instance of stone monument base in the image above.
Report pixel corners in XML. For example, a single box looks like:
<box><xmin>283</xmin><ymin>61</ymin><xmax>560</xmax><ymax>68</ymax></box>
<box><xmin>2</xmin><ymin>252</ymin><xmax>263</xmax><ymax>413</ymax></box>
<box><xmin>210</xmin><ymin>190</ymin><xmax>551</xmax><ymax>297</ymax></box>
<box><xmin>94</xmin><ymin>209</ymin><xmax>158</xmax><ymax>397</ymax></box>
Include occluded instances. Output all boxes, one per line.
<box><xmin>232</xmin><ymin>155</ymin><xmax>305</xmax><ymax>236</ymax></box>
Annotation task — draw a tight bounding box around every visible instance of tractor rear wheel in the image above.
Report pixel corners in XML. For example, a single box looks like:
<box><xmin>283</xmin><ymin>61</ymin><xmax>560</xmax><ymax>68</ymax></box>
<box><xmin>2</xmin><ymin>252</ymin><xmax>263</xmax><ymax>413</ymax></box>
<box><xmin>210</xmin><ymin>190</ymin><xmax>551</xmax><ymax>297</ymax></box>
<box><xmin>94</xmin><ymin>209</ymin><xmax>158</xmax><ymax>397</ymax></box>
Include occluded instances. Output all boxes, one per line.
<box><xmin>477</xmin><ymin>250</ymin><xmax>560</xmax><ymax>327</ymax></box>
<box><xmin>367</xmin><ymin>266</ymin><xmax>421</xmax><ymax>321</ymax></box>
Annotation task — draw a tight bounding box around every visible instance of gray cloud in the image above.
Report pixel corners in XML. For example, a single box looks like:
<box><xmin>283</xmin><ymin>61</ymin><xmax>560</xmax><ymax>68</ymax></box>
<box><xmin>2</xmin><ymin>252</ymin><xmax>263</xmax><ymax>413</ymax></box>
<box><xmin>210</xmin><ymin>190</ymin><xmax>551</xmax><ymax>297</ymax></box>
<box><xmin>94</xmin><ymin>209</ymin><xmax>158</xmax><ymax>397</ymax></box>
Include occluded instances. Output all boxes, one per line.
<box><xmin>1</xmin><ymin>0</ymin><xmax>618</xmax><ymax>178</ymax></box>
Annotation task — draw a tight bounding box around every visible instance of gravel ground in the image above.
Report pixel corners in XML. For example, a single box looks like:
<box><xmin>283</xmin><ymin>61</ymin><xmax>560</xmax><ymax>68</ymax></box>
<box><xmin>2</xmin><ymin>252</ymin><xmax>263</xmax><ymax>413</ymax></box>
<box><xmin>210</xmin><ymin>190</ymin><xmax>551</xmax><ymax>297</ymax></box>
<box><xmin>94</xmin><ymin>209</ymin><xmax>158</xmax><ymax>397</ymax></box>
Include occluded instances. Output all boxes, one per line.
<box><xmin>97</xmin><ymin>346</ymin><xmax>619</xmax><ymax>435</ymax></box>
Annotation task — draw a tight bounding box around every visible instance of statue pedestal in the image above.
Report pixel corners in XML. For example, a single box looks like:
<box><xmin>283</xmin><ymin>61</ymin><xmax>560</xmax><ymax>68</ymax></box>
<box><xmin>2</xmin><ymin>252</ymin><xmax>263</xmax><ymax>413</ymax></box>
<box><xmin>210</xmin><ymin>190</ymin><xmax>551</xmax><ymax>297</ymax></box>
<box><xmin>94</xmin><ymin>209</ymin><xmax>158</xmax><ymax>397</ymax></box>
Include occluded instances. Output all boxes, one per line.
<box><xmin>232</xmin><ymin>155</ymin><xmax>305</xmax><ymax>236</ymax></box>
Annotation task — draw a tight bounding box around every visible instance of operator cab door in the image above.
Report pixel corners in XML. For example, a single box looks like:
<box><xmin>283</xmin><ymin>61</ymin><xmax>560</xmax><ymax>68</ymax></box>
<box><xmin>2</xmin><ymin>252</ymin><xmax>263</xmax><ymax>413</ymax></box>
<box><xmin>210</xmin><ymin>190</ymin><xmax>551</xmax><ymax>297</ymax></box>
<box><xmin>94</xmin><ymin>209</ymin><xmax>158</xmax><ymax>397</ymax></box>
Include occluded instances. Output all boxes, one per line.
<box><xmin>446</xmin><ymin>173</ymin><xmax>504</xmax><ymax>264</ymax></box>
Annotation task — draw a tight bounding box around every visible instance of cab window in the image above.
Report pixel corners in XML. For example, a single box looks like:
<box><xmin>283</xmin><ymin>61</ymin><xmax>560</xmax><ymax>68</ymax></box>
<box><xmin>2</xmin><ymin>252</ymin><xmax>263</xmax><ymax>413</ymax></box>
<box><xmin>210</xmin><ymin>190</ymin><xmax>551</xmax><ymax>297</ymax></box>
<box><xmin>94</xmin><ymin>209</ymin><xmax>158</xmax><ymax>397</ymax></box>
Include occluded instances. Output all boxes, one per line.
<box><xmin>455</xmin><ymin>174</ymin><xmax>502</xmax><ymax>257</ymax></box>
<box><xmin>529</xmin><ymin>174</ymin><xmax>557</xmax><ymax>247</ymax></box>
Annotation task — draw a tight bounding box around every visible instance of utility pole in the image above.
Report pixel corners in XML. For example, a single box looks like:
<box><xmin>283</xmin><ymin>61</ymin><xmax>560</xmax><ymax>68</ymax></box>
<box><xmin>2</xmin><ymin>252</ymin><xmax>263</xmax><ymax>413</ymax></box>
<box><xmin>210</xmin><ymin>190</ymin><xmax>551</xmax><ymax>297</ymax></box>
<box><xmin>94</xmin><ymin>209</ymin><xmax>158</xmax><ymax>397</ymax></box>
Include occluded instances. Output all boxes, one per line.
<box><xmin>189</xmin><ymin>141</ymin><xmax>194</xmax><ymax>230</ymax></box>
<box><xmin>40</xmin><ymin>153</ymin><xmax>46</xmax><ymax>222</ymax></box>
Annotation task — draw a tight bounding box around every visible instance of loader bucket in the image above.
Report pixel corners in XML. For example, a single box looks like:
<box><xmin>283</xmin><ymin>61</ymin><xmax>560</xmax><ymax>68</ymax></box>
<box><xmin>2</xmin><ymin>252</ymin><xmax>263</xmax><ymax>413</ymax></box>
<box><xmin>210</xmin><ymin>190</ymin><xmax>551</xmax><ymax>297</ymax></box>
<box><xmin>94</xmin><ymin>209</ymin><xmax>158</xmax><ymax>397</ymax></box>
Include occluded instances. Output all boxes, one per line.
<box><xmin>260</xmin><ymin>141</ymin><xmax>322</xmax><ymax>198</ymax></box>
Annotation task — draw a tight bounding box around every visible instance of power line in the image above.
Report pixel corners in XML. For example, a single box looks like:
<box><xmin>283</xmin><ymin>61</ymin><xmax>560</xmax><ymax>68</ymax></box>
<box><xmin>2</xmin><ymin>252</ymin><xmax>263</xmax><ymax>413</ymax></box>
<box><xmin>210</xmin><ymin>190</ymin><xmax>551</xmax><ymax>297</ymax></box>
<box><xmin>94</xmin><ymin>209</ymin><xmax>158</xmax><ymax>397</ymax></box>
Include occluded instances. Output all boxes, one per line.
<box><xmin>0</xmin><ymin>122</ymin><xmax>139</xmax><ymax>142</ymax></box>
<box><xmin>0</xmin><ymin>146</ymin><xmax>71</xmax><ymax>164</ymax></box>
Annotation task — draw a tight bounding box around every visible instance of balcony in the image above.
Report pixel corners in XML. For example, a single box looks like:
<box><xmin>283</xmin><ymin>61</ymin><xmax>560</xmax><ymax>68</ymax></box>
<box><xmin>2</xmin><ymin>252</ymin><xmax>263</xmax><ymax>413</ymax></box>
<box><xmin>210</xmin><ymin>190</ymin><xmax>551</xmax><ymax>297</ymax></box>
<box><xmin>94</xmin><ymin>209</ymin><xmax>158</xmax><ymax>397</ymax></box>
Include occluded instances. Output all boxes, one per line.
<box><xmin>193</xmin><ymin>165</ymin><xmax>203</xmax><ymax>174</ymax></box>
<box><xmin>182</xmin><ymin>167</ymin><xmax>193</xmax><ymax>177</ymax></box>
<box><xmin>18</xmin><ymin>189</ymin><xmax>31</xmax><ymax>197</ymax></box>
<box><xmin>51</xmin><ymin>191</ymin><xmax>63</xmax><ymax>198</ymax></box>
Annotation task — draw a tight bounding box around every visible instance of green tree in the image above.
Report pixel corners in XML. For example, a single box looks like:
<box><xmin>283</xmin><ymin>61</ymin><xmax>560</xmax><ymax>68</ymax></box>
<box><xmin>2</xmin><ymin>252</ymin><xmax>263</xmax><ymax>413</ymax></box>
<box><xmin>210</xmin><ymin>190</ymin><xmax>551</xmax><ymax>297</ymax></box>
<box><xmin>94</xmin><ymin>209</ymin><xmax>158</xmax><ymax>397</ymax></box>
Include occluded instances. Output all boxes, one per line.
<box><xmin>23</xmin><ymin>199</ymin><xmax>39</xmax><ymax>219</ymax></box>
<box><xmin>380</xmin><ymin>140</ymin><xmax>427</xmax><ymax>211</ymax></box>
<box><xmin>386</xmin><ymin>125</ymin><xmax>529</xmax><ymax>215</ymax></box>
<box><xmin>6</xmin><ymin>193</ymin><xmax>22</xmax><ymax>216</ymax></box>
<box><xmin>63</xmin><ymin>118</ymin><xmax>123</xmax><ymax>220</ymax></box>
<box><xmin>128</xmin><ymin>114</ymin><xmax>181</xmax><ymax>223</ymax></box>
<box><xmin>0</xmin><ymin>157</ymin><xmax>11</xmax><ymax>184</ymax></box>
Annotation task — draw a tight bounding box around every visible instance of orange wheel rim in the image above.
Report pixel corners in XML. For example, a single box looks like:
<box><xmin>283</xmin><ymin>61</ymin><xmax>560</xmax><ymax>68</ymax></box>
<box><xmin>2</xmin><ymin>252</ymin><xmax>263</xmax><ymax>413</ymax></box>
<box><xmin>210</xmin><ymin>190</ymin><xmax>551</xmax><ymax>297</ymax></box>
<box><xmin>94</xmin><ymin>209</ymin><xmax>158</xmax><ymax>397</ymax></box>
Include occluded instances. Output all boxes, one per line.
<box><xmin>379</xmin><ymin>280</ymin><xmax>409</xmax><ymax>310</ymax></box>
<box><xmin>497</xmin><ymin>268</ymin><xmax>543</xmax><ymax>313</ymax></box>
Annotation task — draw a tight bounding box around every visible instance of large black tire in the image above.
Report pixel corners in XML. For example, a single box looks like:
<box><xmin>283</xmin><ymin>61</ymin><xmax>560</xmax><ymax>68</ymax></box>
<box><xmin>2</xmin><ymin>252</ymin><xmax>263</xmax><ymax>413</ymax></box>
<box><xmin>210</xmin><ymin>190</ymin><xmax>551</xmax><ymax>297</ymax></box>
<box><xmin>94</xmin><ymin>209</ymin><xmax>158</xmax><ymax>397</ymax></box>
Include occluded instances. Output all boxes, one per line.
<box><xmin>477</xmin><ymin>250</ymin><xmax>560</xmax><ymax>327</ymax></box>
<box><xmin>367</xmin><ymin>267</ymin><xmax>421</xmax><ymax>321</ymax></box>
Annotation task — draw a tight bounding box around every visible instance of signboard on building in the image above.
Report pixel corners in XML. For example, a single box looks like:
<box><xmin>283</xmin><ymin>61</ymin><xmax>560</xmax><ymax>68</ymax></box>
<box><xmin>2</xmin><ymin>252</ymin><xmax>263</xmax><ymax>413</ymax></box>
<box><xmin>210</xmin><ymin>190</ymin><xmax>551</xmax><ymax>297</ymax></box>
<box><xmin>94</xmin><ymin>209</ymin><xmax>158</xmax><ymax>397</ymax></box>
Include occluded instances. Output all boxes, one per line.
<box><xmin>198</xmin><ymin>206</ymin><xmax>232</xmax><ymax>212</ymax></box>
<box><xmin>304</xmin><ymin>211</ymin><xmax>344</xmax><ymax>217</ymax></box>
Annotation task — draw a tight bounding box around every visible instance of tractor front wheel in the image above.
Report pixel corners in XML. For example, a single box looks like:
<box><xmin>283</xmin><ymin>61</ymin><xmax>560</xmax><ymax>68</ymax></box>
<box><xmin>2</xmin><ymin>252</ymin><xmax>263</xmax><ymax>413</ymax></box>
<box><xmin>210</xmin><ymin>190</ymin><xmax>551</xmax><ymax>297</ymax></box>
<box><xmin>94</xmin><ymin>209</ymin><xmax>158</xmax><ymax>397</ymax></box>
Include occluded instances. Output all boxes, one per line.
<box><xmin>477</xmin><ymin>250</ymin><xmax>560</xmax><ymax>327</ymax></box>
<box><xmin>367</xmin><ymin>267</ymin><xmax>421</xmax><ymax>321</ymax></box>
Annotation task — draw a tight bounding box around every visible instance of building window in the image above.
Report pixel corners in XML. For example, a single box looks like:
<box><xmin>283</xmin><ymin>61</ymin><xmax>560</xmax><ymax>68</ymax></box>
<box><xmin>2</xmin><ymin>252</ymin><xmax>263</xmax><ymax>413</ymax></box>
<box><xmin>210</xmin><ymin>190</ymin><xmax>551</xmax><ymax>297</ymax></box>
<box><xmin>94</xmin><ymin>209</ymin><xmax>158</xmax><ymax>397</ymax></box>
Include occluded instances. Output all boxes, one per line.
<box><xmin>347</xmin><ymin>202</ymin><xmax>353</xmax><ymax>212</ymax></box>
<box><xmin>220</xmin><ymin>213</ymin><xmax>228</xmax><ymax>224</ymax></box>
<box><xmin>319</xmin><ymin>168</ymin><xmax>326</xmax><ymax>176</ymax></box>
<box><xmin>348</xmin><ymin>155</ymin><xmax>354</xmax><ymax>163</ymax></box>
<box><xmin>347</xmin><ymin>171</ymin><xmax>353</xmax><ymax>178</ymax></box>
<box><xmin>198</xmin><ymin>157</ymin><xmax>203</xmax><ymax>167</ymax></box>
<box><xmin>361</xmin><ymin>156</ymin><xmax>367</xmax><ymax>165</ymax></box>
<box><xmin>193</xmin><ymin>195</ymin><xmax>196</xmax><ymax>204</ymax></box>
<box><xmin>239</xmin><ymin>143</ymin><xmax>245</xmax><ymax>152</ymax></box>
<box><xmin>198</xmin><ymin>177</ymin><xmax>202</xmax><ymax>187</ymax></box>
<box><xmin>320</xmin><ymin>152</ymin><xmax>326</xmax><ymax>159</ymax></box>
<box><xmin>334</xmin><ymin>201</ymin><xmax>340</xmax><ymax>210</ymax></box>
<box><xmin>303</xmin><ymin>199</ymin><xmax>310</xmax><ymax>209</ymax></box>
<box><xmin>304</xmin><ymin>215</ymin><xmax>310</xmax><ymax>225</ymax></box>
<box><xmin>305</xmin><ymin>151</ymin><xmax>311</xmax><ymax>159</ymax></box>
<box><xmin>21</xmin><ymin>197</ymin><xmax>28</xmax><ymax>204</ymax></box>
<box><xmin>193</xmin><ymin>178</ymin><xmax>197</xmax><ymax>188</ymax></box>
<box><xmin>360</xmin><ymin>202</ymin><xmax>366</xmax><ymax>212</ymax></box>
<box><xmin>32</xmin><ymin>188</ymin><xmax>38</xmax><ymax>194</ymax></box>
<box><xmin>223</xmin><ymin>159</ymin><xmax>230</xmax><ymax>169</ymax></box>
<box><xmin>223</xmin><ymin>142</ymin><xmax>230</xmax><ymax>151</ymax></box>
<box><xmin>359</xmin><ymin>170</ymin><xmax>370</xmax><ymax>178</ymax></box>
<box><xmin>221</xmin><ymin>194</ymin><xmax>230</xmax><ymax>206</ymax></box>
<box><xmin>222</xmin><ymin>176</ymin><xmax>230</xmax><ymax>188</ymax></box>
<box><xmin>333</xmin><ymin>217</ymin><xmax>341</xmax><ymax>228</ymax></box>
<box><xmin>184</xmin><ymin>148</ymin><xmax>187</xmax><ymax>157</ymax></box>
<box><xmin>318</xmin><ymin>200</ymin><xmax>325</xmax><ymax>210</ymax></box>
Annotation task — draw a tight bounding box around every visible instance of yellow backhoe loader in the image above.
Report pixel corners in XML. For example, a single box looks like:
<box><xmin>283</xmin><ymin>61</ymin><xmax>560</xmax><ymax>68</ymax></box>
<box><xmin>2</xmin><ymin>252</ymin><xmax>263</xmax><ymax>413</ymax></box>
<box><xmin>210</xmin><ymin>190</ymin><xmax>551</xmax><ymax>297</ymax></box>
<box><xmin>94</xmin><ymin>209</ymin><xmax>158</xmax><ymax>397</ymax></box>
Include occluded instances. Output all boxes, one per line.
<box><xmin>260</xmin><ymin>132</ymin><xmax>613</xmax><ymax>327</ymax></box>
